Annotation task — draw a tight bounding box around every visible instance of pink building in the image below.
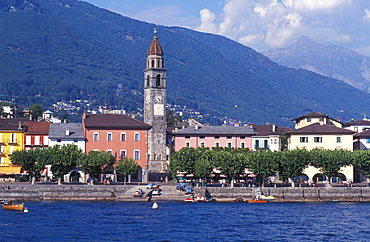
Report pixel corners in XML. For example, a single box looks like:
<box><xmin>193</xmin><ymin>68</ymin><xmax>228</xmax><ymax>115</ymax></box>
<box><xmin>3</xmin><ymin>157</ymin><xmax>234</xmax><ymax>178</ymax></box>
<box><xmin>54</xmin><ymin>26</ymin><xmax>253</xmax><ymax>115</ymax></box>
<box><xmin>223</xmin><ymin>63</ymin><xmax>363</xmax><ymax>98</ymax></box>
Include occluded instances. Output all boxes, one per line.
<box><xmin>82</xmin><ymin>113</ymin><xmax>152</xmax><ymax>182</ymax></box>
<box><xmin>173</xmin><ymin>125</ymin><xmax>254</xmax><ymax>151</ymax></box>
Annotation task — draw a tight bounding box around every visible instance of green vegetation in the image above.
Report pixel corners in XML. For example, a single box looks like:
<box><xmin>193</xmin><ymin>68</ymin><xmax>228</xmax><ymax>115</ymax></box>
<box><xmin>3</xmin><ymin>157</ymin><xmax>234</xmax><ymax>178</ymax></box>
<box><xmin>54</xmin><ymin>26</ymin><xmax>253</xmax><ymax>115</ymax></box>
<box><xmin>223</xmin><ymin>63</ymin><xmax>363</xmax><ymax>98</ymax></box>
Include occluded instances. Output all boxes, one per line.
<box><xmin>0</xmin><ymin>0</ymin><xmax>370</xmax><ymax>126</ymax></box>
<box><xmin>170</xmin><ymin>148</ymin><xmax>370</xmax><ymax>187</ymax></box>
<box><xmin>116</xmin><ymin>157</ymin><xmax>139</xmax><ymax>184</ymax></box>
<box><xmin>11</xmin><ymin>148</ymin><xmax>49</xmax><ymax>185</ymax></box>
<box><xmin>11</xmin><ymin>144</ymin><xmax>116</xmax><ymax>185</ymax></box>
<box><xmin>79</xmin><ymin>150</ymin><xmax>116</xmax><ymax>184</ymax></box>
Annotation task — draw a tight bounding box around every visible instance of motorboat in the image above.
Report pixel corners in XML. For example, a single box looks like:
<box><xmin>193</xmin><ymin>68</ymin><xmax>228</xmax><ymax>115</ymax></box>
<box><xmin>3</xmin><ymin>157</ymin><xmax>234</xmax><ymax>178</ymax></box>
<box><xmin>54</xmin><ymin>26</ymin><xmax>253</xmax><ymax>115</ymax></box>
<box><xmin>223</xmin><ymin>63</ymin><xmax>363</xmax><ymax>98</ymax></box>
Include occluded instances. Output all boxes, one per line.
<box><xmin>2</xmin><ymin>201</ymin><xmax>26</xmax><ymax>211</ymax></box>
<box><xmin>133</xmin><ymin>189</ymin><xmax>145</xmax><ymax>197</ymax></box>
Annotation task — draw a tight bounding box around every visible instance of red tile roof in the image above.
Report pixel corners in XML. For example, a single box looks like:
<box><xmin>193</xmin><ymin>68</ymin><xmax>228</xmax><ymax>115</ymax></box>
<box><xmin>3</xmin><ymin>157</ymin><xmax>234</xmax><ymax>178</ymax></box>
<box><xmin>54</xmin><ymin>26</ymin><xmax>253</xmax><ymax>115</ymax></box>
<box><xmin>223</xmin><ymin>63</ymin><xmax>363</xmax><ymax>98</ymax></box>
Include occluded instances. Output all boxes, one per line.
<box><xmin>343</xmin><ymin>119</ymin><xmax>370</xmax><ymax>127</ymax></box>
<box><xmin>83</xmin><ymin>114</ymin><xmax>151</xmax><ymax>129</ymax></box>
<box><xmin>354</xmin><ymin>129</ymin><xmax>370</xmax><ymax>138</ymax></box>
<box><xmin>288</xmin><ymin>123</ymin><xmax>354</xmax><ymax>134</ymax></box>
<box><xmin>253</xmin><ymin>124</ymin><xmax>290</xmax><ymax>136</ymax></box>
<box><xmin>292</xmin><ymin>112</ymin><xmax>328</xmax><ymax>121</ymax></box>
<box><xmin>0</xmin><ymin>118</ymin><xmax>27</xmax><ymax>131</ymax></box>
<box><xmin>24</xmin><ymin>122</ymin><xmax>50</xmax><ymax>134</ymax></box>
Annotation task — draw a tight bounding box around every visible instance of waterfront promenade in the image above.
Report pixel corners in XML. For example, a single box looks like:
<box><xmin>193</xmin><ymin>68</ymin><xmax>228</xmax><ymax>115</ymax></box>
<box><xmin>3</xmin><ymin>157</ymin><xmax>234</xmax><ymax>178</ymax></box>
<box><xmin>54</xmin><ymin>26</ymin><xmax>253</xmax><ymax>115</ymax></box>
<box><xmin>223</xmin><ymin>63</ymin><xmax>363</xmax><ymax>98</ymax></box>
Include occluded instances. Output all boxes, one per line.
<box><xmin>2</xmin><ymin>181</ymin><xmax>370</xmax><ymax>202</ymax></box>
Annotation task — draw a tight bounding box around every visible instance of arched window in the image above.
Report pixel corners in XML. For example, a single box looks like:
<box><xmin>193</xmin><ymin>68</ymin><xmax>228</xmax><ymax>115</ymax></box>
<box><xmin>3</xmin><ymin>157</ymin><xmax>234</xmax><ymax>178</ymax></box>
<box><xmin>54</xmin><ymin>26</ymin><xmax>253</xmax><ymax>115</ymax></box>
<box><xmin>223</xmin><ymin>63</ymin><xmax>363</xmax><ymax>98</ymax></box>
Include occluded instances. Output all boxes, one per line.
<box><xmin>156</xmin><ymin>74</ymin><xmax>161</xmax><ymax>87</ymax></box>
<box><xmin>146</xmin><ymin>75</ymin><xmax>150</xmax><ymax>87</ymax></box>
<box><xmin>151</xmin><ymin>60</ymin><xmax>155</xmax><ymax>68</ymax></box>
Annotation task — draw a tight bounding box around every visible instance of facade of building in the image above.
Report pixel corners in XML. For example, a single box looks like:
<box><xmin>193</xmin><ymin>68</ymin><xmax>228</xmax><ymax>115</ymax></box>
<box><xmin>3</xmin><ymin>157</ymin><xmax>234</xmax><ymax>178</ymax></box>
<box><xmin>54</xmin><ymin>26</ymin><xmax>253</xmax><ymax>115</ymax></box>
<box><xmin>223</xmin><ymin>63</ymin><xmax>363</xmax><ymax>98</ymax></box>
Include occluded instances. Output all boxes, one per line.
<box><xmin>143</xmin><ymin>31</ymin><xmax>168</xmax><ymax>173</ymax></box>
<box><xmin>173</xmin><ymin>125</ymin><xmax>255</xmax><ymax>151</ymax></box>
<box><xmin>287</xmin><ymin>123</ymin><xmax>354</xmax><ymax>151</ymax></box>
<box><xmin>82</xmin><ymin>113</ymin><xmax>151</xmax><ymax>182</ymax></box>
<box><xmin>48</xmin><ymin>123</ymin><xmax>85</xmax><ymax>152</ymax></box>
<box><xmin>0</xmin><ymin>118</ymin><xmax>26</xmax><ymax>175</ymax></box>
<box><xmin>343</xmin><ymin>119</ymin><xmax>370</xmax><ymax>133</ymax></box>
<box><xmin>288</xmin><ymin>112</ymin><xmax>355</xmax><ymax>183</ymax></box>
<box><xmin>353</xmin><ymin>130</ymin><xmax>370</xmax><ymax>150</ymax></box>
<box><xmin>250</xmin><ymin>124</ymin><xmax>290</xmax><ymax>151</ymax></box>
<box><xmin>24</xmin><ymin>121</ymin><xmax>50</xmax><ymax>150</ymax></box>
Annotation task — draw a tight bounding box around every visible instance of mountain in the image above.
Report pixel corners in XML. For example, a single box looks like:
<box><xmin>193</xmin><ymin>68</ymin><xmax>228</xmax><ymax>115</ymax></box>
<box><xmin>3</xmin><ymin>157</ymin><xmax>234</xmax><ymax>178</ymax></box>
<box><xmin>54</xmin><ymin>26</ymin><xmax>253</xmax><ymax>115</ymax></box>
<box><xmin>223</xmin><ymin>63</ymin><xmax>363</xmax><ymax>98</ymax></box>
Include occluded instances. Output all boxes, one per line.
<box><xmin>1</xmin><ymin>0</ymin><xmax>370</xmax><ymax>127</ymax></box>
<box><xmin>262</xmin><ymin>36</ymin><xmax>370</xmax><ymax>93</ymax></box>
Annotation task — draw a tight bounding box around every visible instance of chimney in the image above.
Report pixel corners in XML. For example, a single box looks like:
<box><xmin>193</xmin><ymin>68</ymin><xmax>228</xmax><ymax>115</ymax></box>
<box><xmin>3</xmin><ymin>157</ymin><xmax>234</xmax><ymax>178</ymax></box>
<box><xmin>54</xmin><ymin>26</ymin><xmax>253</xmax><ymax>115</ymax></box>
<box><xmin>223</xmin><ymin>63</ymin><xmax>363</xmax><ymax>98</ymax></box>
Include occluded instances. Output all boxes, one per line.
<box><xmin>65</xmin><ymin>128</ymin><xmax>70</xmax><ymax>136</ymax></box>
<box><xmin>249</xmin><ymin>123</ymin><xmax>253</xmax><ymax>129</ymax></box>
<box><xmin>18</xmin><ymin>121</ymin><xmax>22</xmax><ymax>130</ymax></box>
<box><xmin>195</xmin><ymin>125</ymin><xmax>199</xmax><ymax>130</ymax></box>
<box><xmin>131</xmin><ymin>111</ymin><xmax>136</xmax><ymax>119</ymax></box>
<box><xmin>272</xmin><ymin>124</ymin><xmax>276</xmax><ymax>132</ymax></box>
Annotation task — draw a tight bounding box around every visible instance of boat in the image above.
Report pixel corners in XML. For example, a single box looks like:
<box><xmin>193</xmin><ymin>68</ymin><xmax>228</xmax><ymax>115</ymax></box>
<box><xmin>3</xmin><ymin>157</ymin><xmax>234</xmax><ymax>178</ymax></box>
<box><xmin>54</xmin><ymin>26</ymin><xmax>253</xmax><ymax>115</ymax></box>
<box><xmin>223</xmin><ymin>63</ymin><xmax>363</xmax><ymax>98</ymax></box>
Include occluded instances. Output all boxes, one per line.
<box><xmin>246</xmin><ymin>200</ymin><xmax>268</xmax><ymax>203</ymax></box>
<box><xmin>184</xmin><ymin>198</ymin><xmax>194</xmax><ymax>202</ymax></box>
<box><xmin>260</xmin><ymin>195</ymin><xmax>275</xmax><ymax>201</ymax></box>
<box><xmin>2</xmin><ymin>201</ymin><xmax>26</xmax><ymax>211</ymax></box>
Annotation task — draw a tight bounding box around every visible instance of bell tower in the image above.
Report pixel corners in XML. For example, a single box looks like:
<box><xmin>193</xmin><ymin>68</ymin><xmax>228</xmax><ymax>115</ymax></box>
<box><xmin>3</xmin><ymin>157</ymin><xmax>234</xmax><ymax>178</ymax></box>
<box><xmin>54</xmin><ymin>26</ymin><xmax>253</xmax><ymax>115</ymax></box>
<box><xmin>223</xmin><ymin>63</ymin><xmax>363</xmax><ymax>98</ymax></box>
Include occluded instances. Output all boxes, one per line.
<box><xmin>144</xmin><ymin>29</ymin><xmax>168</xmax><ymax>174</ymax></box>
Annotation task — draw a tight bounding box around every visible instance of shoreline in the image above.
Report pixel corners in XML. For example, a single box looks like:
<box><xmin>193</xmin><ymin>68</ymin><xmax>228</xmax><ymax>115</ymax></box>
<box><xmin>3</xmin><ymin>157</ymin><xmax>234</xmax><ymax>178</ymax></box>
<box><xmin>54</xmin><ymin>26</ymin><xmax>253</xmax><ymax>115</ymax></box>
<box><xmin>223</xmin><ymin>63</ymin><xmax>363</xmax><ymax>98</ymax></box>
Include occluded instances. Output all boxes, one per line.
<box><xmin>2</xmin><ymin>183</ymin><xmax>370</xmax><ymax>202</ymax></box>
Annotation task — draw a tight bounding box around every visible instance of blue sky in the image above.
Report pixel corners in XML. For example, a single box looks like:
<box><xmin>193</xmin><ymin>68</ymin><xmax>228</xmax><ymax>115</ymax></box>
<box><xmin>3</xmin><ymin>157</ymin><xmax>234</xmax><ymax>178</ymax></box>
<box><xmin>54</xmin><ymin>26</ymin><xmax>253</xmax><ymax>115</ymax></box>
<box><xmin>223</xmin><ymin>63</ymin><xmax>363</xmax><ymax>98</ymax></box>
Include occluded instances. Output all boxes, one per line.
<box><xmin>85</xmin><ymin>0</ymin><xmax>370</xmax><ymax>56</ymax></box>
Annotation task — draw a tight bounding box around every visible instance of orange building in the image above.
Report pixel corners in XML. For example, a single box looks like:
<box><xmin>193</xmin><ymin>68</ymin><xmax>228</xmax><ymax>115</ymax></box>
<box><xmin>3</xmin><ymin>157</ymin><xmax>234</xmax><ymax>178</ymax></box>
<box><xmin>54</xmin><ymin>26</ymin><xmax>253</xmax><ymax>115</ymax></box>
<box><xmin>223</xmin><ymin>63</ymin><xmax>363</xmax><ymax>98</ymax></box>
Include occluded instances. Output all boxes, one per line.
<box><xmin>82</xmin><ymin>113</ymin><xmax>151</xmax><ymax>182</ymax></box>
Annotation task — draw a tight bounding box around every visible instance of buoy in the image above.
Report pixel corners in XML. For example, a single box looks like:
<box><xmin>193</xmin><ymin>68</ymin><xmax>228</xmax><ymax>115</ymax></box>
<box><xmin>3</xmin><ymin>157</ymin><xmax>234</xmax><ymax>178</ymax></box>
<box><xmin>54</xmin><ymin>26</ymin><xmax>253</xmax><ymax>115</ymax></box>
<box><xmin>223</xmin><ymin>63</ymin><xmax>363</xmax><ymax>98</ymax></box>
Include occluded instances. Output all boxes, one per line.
<box><xmin>152</xmin><ymin>202</ymin><xmax>158</xmax><ymax>209</ymax></box>
<box><xmin>23</xmin><ymin>208</ymin><xmax>29</xmax><ymax>213</ymax></box>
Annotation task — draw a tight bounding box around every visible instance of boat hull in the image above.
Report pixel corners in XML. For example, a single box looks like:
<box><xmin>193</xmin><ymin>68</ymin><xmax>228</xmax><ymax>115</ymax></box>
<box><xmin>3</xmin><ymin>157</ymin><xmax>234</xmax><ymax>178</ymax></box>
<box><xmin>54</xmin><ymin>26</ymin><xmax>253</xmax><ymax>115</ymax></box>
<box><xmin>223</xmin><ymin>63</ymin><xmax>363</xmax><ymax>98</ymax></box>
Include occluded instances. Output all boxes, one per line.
<box><xmin>246</xmin><ymin>200</ymin><xmax>268</xmax><ymax>203</ymax></box>
<box><xmin>2</xmin><ymin>203</ymin><xmax>25</xmax><ymax>211</ymax></box>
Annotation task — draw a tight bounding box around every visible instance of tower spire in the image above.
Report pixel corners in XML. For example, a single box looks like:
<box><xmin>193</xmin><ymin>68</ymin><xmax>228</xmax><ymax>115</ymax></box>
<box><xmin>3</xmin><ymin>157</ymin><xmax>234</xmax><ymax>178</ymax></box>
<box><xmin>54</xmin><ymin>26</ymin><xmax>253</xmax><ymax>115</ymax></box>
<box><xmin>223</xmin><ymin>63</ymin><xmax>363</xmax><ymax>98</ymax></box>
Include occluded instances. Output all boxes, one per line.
<box><xmin>147</xmin><ymin>28</ymin><xmax>163</xmax><ymax>56</ymax></box>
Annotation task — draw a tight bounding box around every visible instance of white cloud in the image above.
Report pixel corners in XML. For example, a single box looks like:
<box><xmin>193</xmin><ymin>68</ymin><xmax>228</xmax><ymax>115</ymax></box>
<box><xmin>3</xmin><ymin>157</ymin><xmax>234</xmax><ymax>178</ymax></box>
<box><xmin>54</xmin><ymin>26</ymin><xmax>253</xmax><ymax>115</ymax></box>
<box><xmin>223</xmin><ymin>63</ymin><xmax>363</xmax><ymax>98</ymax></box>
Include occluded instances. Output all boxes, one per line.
<box><xmin>292</xmin><ymin>0</ymin><xmax>350</xmax><ymax>11</ymax></box>
<box><xmin>196</xmin><ymin>9</ymin><xmax>217</xmax><ymax>33</ymax></box>
<box><xmin>365</xmin><ymin>9</ymin><xmax>370</xmax><ymax>21</ymax></box>
<box><xmin>195</xmin><ymin>0</ymin><xmax>370</xmax><ymax>54</ymax></box>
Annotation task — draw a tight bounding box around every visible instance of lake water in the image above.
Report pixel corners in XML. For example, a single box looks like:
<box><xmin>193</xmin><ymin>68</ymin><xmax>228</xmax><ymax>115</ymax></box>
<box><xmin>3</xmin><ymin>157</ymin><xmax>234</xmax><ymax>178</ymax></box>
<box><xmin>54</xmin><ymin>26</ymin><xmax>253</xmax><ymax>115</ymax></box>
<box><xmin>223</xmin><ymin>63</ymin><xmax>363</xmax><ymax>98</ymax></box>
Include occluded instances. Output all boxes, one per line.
<box><xmin>1</xmin><ymin>201</ymin><xmax>370</xmax><ymax>241</ymax></box>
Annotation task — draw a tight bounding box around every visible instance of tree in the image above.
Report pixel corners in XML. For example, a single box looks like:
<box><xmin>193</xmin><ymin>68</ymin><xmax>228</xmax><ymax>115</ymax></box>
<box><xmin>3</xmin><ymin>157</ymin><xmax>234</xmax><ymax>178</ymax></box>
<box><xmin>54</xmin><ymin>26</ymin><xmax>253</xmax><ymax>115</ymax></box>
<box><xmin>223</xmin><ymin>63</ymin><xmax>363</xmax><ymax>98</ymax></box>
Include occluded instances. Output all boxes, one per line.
<box><xmin>79</xmin><ymin>150</ymin><xmax>115</xmax><ymax>184</ymax></box>
<box><xmin>310</xmin><ymin>149</ymin><xmax>352</xmax><ymax>187</ymax></box>
<box><xmin>277</xmin><ymin>149</ymin><xmax>310</xmax><ymax>187</ymax></box>
<box><xmin>11</xmin><ymin>148</ymin><xmax>50</xmax><ymax>185</ymax></box>
<box><xmin>352</xmin><ymin>150</ymin><xmax>370</xmax><ymax>182</ymax></box>
<box><xmin>169</xmin><ymin>147</ymin><xmax>198</xmax><ymax>179</ymax></box>
<box><xmin>193</xmin><ymin>148</ymin><xmax>214</xmax><ymax>185</ymax></box>
<box><xmin>213</xmin><ymin>149</ymin><xmax>247</xmax><ymax>187</ymax></box>
<box><xmin>246</xmin><ymin>150</ymin><xmax>278</xmax><ymax>187</ymax></box>
<box><xmin>29</xmin><ymin>104</ymin><xmax>43</xmax><ymax>120</ymax></box>
<box><xmin>49</xmin><ymin>144</ymin><xmax>84</xmax><ymax>185</ymax></box>
<box><xmin>166</xmin><ymin>109</ymin><xmax>181</xmax><ymax>127</ymax></box>
<box><xmin>116</xmin><ymin>157</ymin><xmax>138</xmax><ymax>184</ymax></box>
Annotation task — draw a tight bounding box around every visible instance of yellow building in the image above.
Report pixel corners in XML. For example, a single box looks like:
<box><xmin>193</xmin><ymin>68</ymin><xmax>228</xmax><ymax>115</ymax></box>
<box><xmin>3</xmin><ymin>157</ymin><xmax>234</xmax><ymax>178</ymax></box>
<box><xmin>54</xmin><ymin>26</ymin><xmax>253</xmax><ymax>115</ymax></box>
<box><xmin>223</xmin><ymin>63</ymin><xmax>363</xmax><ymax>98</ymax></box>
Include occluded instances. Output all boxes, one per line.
<box><xmin>0</xmin><ymin>119</ymin><xmax>26</xmax><ymax>176</ymax></box>
<box><xmin>287</xmin><ymin>112</ymin><xmax>355</xmax><ymax>183</ymax></box>
<box><xmin>293</xmin><ymin>111</ymin><xmax>343</xmax><ymax>129</ymax></box>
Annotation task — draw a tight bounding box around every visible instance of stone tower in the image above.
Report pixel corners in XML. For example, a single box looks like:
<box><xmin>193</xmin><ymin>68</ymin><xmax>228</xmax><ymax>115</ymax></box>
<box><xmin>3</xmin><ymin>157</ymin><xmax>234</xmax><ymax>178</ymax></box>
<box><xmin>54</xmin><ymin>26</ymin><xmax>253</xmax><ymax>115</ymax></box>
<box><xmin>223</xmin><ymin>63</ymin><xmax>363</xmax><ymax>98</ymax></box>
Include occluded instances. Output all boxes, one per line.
<box><xmin>144</xmin><ymin>30</ymin><xmax>168</xmax><ymax>174</ymax></box>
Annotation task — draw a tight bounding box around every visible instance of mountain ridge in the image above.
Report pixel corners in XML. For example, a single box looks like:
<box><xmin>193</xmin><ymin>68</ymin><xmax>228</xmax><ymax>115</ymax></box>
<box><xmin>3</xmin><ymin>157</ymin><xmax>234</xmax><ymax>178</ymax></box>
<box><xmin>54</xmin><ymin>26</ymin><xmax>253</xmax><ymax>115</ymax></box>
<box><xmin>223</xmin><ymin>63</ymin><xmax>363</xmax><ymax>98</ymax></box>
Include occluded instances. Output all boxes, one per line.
<box><xmin>263</xmin><ymin>36</ymin><xmax>370</xmax><ymax>92</ymax></box>
<box><xmin>1</xmin><ymin>0</ymin><xmax>370</xmax><ymax>127</ymax></box>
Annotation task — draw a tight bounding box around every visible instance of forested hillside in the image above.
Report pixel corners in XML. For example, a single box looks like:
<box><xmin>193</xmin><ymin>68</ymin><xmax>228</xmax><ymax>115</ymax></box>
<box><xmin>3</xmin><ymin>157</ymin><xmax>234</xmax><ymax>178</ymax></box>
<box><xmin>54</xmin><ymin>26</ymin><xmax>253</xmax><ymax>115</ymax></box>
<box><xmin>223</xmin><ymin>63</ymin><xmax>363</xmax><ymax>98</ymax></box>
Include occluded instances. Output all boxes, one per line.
<box><xmin>1</xmin><ymin>0</ymin><xmax>370</xmax><ymax>127</ymax></box>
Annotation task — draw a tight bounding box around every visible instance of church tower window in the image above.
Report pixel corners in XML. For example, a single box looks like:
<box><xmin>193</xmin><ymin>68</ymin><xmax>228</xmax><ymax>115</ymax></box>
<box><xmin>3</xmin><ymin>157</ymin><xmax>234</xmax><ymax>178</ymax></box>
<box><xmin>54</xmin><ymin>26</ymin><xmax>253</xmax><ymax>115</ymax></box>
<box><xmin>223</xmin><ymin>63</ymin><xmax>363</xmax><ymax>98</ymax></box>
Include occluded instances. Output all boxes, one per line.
<box><xmin>156</xmin><ymin>74</ymin><xmax>161</xmax><ymax>87</ymax></box>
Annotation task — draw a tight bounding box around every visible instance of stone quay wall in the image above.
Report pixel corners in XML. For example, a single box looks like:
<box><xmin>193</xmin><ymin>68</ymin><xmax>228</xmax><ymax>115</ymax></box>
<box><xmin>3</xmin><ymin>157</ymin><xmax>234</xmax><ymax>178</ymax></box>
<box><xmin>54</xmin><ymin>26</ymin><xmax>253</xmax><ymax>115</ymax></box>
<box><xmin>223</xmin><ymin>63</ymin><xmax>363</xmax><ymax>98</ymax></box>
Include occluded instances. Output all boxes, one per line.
<box><xmin>3</xmin><ymin>184</ymin><xmax>370</xmax><ymax>202</ymax></box>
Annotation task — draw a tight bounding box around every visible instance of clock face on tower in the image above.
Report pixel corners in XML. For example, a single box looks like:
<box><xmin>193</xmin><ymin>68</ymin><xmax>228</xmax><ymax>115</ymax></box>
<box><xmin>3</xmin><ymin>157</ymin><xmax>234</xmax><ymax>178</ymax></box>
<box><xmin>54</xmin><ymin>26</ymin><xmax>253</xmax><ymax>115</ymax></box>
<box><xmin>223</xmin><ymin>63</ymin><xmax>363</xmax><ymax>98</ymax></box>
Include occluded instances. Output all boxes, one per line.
<box><xmin>155</xmin><ymin>94</ymin><xmax>163</xmax><ymax>103</ymax></box>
